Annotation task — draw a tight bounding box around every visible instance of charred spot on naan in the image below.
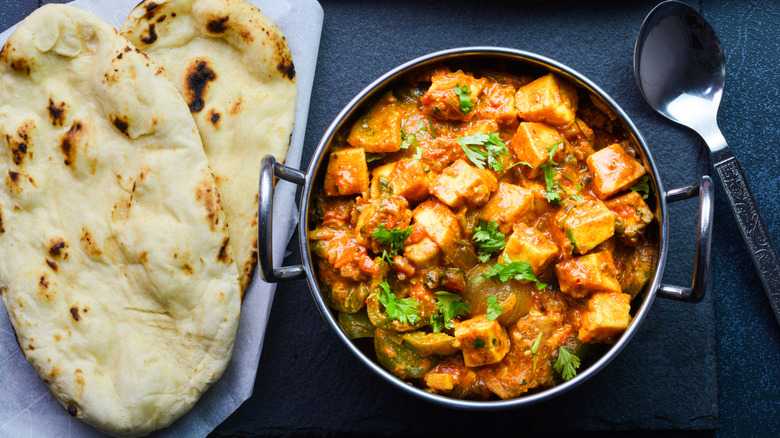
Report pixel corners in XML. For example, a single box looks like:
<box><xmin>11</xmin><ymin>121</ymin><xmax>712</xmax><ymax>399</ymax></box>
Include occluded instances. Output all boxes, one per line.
<box><xmin>208</xmin><ymin>108</ymin><xmax>221</xmax><ymax>127</ymax></box>
<box><xmin>7</xmin><ymin>119</ymin><xmax>35</xmax><ymax>166</ymax></box>
<box><xmin>0</xmin><ymin>42</ymin><xmax>31</xmax><ymax>75</ymax></box>
<box><xmin>48</xmin><ymin>99</ymin><xmax>67</xmax><ymax>127</ymax></box>
<box><xmin>48</xmin><ymin>237</ymin><xmax>69</xmax><ymax>259</ymax></box>
<box><xmin>140</xmin><ymin>23</ymin><xmax>158</xmax><ymax>44</ymax></box>
<box><xmin>142</xmin><ymin>1</ymin><xmax>162</xmax><ymax>20</ymax></box>
<box><xmin>38</xmin><ymin>272</ymin><xmax>53</xmax><ymax>301</ymax></box>
<box><xmin>46</xmin><ymin>258</ymin><xmax>58</xmax><ymax>272</ymax></box>
<box><xmin>217</xmin><ymin>236</ymin><xmax>232</xmax><ymax>264</ymax></box>
<box><xmin>195</xmin><ymin>177</ymin><xmax>222</xmax><ymax>231</ymax></box>
<box><xmin>228</xmin><ymin>98</ymin><xmax>242</xmax><ymax>115</ymax></box>
<box><xmin>60</xmin><ymin>121</ymin><xmax>84</xmax><ymax>167</ymax></box>
<box><xmin>0</xmin><ymin>204</ymin><xmax>5</xmax><ymax>234</ymax></box>
<box><xmin>207</xmin><ymin>16</ymin><xmax>229</xmax><ymax>33</ymax></box>
<box><xmin>6</xmin><ymin>170</ymin><xmax>29</xmax><ymax>195</ymax></box>
<box><xmin>80</xmin><ymin>228</ymin><xmax>103</xmax><ymax>258</ymax></box>
<box><xmin>185</xmin><ymin>59</ymin><xmax>217</xmax><ymax>113</ymax></box>
<box><xmin>70</xmin><ymin>306</ymin><xmax>80</xmax><ymax>321</ymax></box>
<box><xmin>111</xmin><ymin>115</ymin><xmax>130</xmax><ymax>136</ymax></box>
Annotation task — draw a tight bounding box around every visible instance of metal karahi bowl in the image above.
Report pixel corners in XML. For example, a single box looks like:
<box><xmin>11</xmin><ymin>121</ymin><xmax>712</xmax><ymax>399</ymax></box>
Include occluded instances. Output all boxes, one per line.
<box><xmin>258</xmin><ymin>47</ymin><xmax>713</xmax><ymax>409</ymax></box>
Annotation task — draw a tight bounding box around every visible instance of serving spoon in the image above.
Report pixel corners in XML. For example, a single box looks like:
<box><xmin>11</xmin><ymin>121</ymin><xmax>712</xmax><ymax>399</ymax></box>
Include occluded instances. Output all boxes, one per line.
<box><xmin>634</xmin><ymin>0</ymin><xmax>780</xmax><ymax>326</ymax></box>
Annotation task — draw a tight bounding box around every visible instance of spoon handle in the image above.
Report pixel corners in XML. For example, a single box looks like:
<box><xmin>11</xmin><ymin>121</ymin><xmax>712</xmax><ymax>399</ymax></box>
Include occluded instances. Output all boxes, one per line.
<box><xmin>713</xmin><ymin>148</ymin><xmax>780</xmax><ymax>326</ymax></box>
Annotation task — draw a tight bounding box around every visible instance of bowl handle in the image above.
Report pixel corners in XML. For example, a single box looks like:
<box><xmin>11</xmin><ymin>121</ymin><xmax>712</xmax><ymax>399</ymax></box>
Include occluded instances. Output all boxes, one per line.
<box><xmin>258</xmin><ymin>154</ymin><xmax>306</xmax><ymax>283</ymax></box>
<box><xmin>657</xmin><ymin>175</ymin><xmax>714</xmax><ymax>302</ymax></box>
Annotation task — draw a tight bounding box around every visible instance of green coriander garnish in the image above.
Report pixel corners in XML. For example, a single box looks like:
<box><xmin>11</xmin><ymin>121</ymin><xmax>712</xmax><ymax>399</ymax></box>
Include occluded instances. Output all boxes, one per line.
<box><xmin>453</xmin><ymin>83</ymin><xmax>474</xmax><ymax>114</ymax></box>
<box><xmin>630</xmin><ymin>175</ymin><xmax>651</xmax><ymax>199</ymax></box>
<box><xmin>472</xmin><ymin>221</ymin><xmax>507</xmax><ymax>263</ymax></box>
<box><xmin>457</xmin><ymin>132</ymin><xmax>509</xmax><ymax>172</ymax></box>
<box><xmin>430</xmin><ymin>291</ymin><xmax>471</xmax><ymax>333</ymax></box>
<box><xmin>372</xmin><ymin>225</ymin><xmax>412</xmax><ymax>264</ymax></box>
<box><xmin>565</xmin><ymin>228</ymin><xmax>578</xmax><ymax>254</ymax></box>
<box><xmin>486</xmin><ymin>295</ymin><xmax>504</xmax><ymax>321</ymax></box>
<box><xmin>378</xmin><ymin>281</ymin><xmax>420</xmax><ymax>326</ymax></box>
<box><xmin>480</xmin><ymin>256</ymin><xmax>547</xmax><ymax>290</ymax></box>
<box><xmin>553</xmin><ymin>346</ymin><xmax>581</xmax><ymax>381</ymax></box>
<box><xmin>400</xmin><ymin>129</ymin><xmax>417</xmax><ymax>150</ymax></box>
<box><xmin>531</xmin><ymin>331</ymin><xmax>544</xmax><ymax>369</ymax></box>
<box><xmin>473</xmin><ymin>338</ymin><xmax>486</xmax><ymax>349</ymax></box>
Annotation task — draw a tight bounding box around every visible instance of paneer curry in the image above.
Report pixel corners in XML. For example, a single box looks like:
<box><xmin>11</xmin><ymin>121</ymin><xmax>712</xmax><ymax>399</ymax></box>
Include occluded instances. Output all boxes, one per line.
<box><xmin>309</xmin><ymin>65</ymin><xmax>657</xmax><ymax>400</ymax></box>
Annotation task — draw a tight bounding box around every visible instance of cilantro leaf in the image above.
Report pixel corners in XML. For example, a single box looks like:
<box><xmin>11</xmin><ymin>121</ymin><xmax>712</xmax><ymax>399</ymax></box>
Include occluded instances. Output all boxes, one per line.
<box><xmin>366</xmin><ymin>152</ymin><xmax>385</xmax><ymax>162</ymax></box>
<box><xmin>378</xmin><ymin>281</ymin><xmax>420</xmax><ymax>326</ymax></box>
<box><xmin>540</xmin><ymin>141</ymin><xmax>564</xmax><ymax>205</ymax></box>
<box><xmin>630</xmin><ymin>175</ymin><xmax>651</xmax><ymax>199</ymax></box>
<box><xmin>546</xmin><ymin>141</ymin><xmax>562</xmax><ymax>166</ymax></box>
<box><xmin>472</xmin><ymin>221</ymin><xmax>507</xmax><ymax>263</ymax></box>
<box><xmin>542</xmin><ymin>163</ymin><xmax>561</xmax><ymax>204</ymax></box>
<box><xmin>480</xmin><ymin>258</ymin><xmax>547</xmax><ymax>290</ymax></box>
<box><xmin>531</xmin><ymin>332</ymin><xmax>543</xmax><ymax>355</ymax></box>
<box><xmin>473</xmin><ymin>338</ymin><xmax>486</xmax><ymax>349</ymax></box>
<box><xmin>565</xmin><ymin>228</ymin><xmax>578</xmax><ymax>255</ymax></box>
<box><xmin>400</xmin><ymin>129</ymin><xmax>417</xmax><ymax>150</ymax></box>
<box><xmin>452</xmin><ymin>83</ymin><xmax>474</xmax><ymax>114</ymax></box>
<box><xmin>531</xmin><ymin>331</ymin><xmax>544</xmax><ymax>369</ymax></box>
<box><xmin>430</xmin><ymin>291</ymin><xmax>471</xmax><ymax>333</ymax></box>
<box><xmin>457</xmin><ymin>132</ymin><xmax>509</xmax><ymax>172</ymax></box>
<box><xmin>373</xmin><ymin>225</ymin><xmax>412</xmax><ymax>257</ymax></box>
<box><xmin>553</xmin><ymin>346</ymin><xmax>581</xmax><ymax>381</ymax></box>
<box><xmin>486</xmin><ymin>295</ymin><xmax>504</xmax><ymax>321</ymax></box>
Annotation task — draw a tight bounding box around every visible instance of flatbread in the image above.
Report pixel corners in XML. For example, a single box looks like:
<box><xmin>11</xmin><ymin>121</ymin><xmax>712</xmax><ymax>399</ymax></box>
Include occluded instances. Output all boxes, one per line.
<box><xmin>0</xmin><ymin>4</ymin><xmax>240</xmax><ymax>437</ymax></box>
<box><xmin>121</xmin><ymin>0</ymin><xmax>298</xmax><ymax>293</ymax></box>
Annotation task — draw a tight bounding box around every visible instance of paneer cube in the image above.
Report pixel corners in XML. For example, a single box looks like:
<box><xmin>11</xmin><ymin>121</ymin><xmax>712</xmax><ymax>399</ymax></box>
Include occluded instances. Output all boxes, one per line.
<box><xmin>454</xmin><ymin>315</ymin><xmax>510</xmax><ymax>367</ymax></box>
<box><xmin>370</xmin><ymin>158</ymin><xmax>433</xmax><ymax>204</ymax></box>
<box><xmin>578</xmin><ymin>291</ymin><xmax>632</xmax><ymax>343</ymax></box>
<box><xmin>509</xmin><ymin>122</ymin><xmax>565</xmax><ymax>178</ymax></box>
<box><xmin>369</xmin><ymin>162</ymin><xmax>395</xmax><ymax>198</ymax></box>
<box><xmin>429</xmin><ymin>159</ymin><xmax>498</xmax><ymax>208</ymax></box>
<box><xmin>479</xmin><ymin>182</ymin><xmax>534</xmax><ymax>234</ymax></box>
<box><xmin>404</xmin><ymin>236</ymin><xmax>441</xmax><ymax>267</ymax></box>
<box><xmin>323</xmin><ymin>147</ymin><xmax>369</xmax><ymax>196</ymax></box>
<box><xmin>421</xmin><ymin>69</ymin><xmax>488</xmax><ymax>122</ymax></box>
<box><xmin>560</xmin><ymin>199</ymin><xmax>615</xmax><ymax>254</ymax></box>
<box><xmin>514</xmin><ymin>73</ymin><xmax>579</xmax><ymax>127</ymax></box>
<box><xmin>586</xmin><ymin>144</ymin><xmax>647</xmax><ymax>199</ymax></box>
<box><xmin>347</xmin><ymin>91</ymin><xmax>403</xmax><ymax>153</ymax></box>
<box><xmin>554</xmin><ymin>250</ymin><xmax>622</xmax><ymax>299</ymax></box>
<box><xmin>412</xmin><ymin>199</ymin><xmax>461</xmax><ymax>251</ymax></box>
<box><xmin>501</xmin><ymin>223</ymin><xmax>559</xmax><ymax>276</ymax></box>
<box><xmin>473</xmin><ymin>81</ymin><xmax>517</xmax><ymax>124</ymax></box>
<box><xmin>604</xmin><ymin>191</ymin><xmax>654</xmax><ymax>244</ymax></box>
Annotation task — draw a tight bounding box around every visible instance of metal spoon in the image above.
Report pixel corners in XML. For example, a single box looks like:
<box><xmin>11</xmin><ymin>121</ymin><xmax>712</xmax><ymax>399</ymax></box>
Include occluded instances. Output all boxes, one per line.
<box><xmin>634</xmin><ymin>0</ymin><xmax>780</xmax><ymax>326</ymax></box>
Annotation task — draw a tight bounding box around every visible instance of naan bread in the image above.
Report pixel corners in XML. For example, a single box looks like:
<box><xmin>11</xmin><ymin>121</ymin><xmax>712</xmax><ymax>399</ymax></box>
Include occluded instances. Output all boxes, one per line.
<box><xmin>121</xmin><ymin>0</ymin><xmax>298</xmax><ymax>293</ymax></box>
<box><xmin>0</xmin><ymin>4</ymin><xmax>241</xmax><ymax>437</ymax></box>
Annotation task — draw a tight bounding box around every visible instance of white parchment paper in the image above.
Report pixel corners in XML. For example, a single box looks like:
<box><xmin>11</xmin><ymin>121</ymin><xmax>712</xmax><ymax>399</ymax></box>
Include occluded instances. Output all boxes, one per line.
<box><xmin>0</xmin><ymin>0</ymin><xmax>322</xmax><ymax>436</ymax></box>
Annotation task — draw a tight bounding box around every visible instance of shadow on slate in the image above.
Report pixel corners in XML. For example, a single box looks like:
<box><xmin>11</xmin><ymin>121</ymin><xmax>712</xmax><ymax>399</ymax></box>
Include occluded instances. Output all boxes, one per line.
<box><xmin>212</xmin><ymin>0</ymin><xmax>718</xmax><ymax>436</ymax></box>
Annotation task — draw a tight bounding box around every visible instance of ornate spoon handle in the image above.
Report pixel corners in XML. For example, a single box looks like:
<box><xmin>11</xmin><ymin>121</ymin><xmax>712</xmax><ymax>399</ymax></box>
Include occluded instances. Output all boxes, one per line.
<box><xmin>713</xmin><ymin>148</ymin><xmax>780</xmax><ymax>326</ymax></box>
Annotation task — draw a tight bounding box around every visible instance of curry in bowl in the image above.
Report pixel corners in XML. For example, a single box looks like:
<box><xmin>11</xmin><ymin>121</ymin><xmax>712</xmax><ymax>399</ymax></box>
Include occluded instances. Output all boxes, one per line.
<box><xmin>308</xmin><ymin>64</ymin><xmax>656</xmax><ymax>400</ymax></box>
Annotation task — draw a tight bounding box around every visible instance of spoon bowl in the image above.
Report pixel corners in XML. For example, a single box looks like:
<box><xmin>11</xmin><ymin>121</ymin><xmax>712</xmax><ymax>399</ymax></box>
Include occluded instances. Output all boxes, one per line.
<box><xmin>634</xmin><ymin>0</ymin><xmax>725</xmax><ymax>135</ymax></box>
<box><xmin>634</xmin><ymin>0</ymin><xmax>780</xmax><ymax>326</ymax></box>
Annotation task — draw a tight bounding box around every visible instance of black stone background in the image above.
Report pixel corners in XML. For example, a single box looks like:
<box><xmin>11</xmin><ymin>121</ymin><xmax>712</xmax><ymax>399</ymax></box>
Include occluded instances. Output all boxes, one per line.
<box><xmin>2</xmin><ymin>1</ymin><xmax>778</xmax><ymax>437</ymax></box>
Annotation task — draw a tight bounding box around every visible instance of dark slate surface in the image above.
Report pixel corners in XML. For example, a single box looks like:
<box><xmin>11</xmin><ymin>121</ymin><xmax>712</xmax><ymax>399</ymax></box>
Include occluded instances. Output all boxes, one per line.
<box><xmin>0</xmin><ymin>0</ymin><xmax>776</xmax><ymax>436</ymax></box>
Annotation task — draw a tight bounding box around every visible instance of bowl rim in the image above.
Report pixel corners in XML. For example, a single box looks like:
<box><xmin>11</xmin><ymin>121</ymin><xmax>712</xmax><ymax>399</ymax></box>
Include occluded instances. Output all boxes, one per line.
<box><xmin>299</xmin><ymin>46</ymin><xmax>670</xmax><ymax>410</ymax></box>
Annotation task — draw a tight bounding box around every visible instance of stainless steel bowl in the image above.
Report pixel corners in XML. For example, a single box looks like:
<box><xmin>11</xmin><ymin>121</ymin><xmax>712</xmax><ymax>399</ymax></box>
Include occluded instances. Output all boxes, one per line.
<box><xmin>257</xmin><ymin>47</ymin><xmax>713</xmax><ymax>409</ymax></box>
